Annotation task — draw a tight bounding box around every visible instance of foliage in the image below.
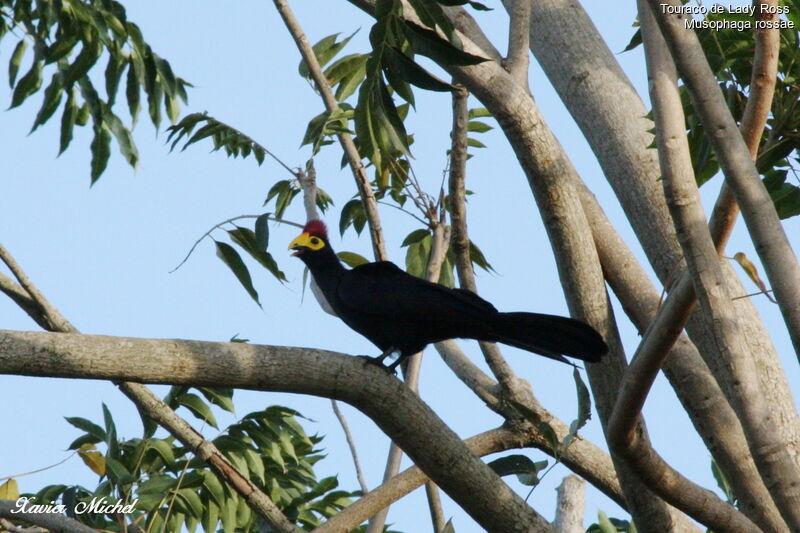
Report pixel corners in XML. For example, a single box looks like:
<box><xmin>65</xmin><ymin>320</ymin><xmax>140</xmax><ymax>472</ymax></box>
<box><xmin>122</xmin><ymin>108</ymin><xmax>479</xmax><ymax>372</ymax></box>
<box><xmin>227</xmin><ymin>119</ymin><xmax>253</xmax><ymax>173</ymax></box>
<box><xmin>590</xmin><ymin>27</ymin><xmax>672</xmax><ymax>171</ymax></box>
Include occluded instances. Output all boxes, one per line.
<box><xmin>8</xmin><ymin>389</ymin><xmax>364</xmax><ymax>533</ymax></box>
<box><xmin>586</xmin><ymin>511</ymin><xmax>637</xmax><ymax>533</ymax></box>
<box><xmin>1</xmin><ymin>0</ymin><xmax>189</xmax><ymax>183</ymax></box>
<box><xmin>627</xmin><ymin>1</ymin><xmax>800</xmax><ymax>219</ymax></box>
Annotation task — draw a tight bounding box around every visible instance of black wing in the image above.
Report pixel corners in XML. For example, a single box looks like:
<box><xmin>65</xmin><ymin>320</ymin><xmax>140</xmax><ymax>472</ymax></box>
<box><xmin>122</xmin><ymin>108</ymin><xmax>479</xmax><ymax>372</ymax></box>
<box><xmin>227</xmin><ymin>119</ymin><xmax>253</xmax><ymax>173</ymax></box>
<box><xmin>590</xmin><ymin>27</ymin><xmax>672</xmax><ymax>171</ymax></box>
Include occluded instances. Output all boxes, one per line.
<box><xmin>336</xmin><ymin>261</ymin><xmax>497</xmax><ymax>331</ymax></box>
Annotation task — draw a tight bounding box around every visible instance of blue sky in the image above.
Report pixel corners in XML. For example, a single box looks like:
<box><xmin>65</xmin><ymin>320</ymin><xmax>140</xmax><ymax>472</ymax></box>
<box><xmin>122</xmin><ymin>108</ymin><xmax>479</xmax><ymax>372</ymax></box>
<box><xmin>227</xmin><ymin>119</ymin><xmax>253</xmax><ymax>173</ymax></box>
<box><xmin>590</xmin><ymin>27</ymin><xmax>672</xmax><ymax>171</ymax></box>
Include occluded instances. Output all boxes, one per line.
<box><xmin>2</xmin><ymin>1</ymin><xmax>799</xmax><ymax>531</ymax></box>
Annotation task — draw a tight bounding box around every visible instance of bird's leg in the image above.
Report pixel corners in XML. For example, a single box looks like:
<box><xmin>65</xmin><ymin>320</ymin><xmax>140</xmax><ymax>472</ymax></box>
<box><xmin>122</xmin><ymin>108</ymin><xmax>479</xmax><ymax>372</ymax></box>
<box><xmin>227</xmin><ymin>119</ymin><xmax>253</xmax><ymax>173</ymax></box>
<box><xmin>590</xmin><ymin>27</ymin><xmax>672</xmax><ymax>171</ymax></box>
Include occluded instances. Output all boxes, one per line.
<box><xmin>384</xmin><ymin>354</ymin><xmax>405</xmax><ymax>374</ymax></box>
<box><xmin>357</xmin><ymin>347</ymin><xmax>402</xmax><ymax>374</ymax></box>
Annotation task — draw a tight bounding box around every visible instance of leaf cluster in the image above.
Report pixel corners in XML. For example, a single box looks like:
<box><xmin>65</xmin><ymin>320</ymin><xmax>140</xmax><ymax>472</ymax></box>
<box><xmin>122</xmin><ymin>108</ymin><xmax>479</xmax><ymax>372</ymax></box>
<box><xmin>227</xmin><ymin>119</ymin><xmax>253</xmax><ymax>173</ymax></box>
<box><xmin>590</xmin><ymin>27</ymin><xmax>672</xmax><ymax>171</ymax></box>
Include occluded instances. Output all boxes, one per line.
<box><xmin>23</xmin><ymin>390</ymin><xmax>361</xmax><ymax>533</ymax></box>
<box><xmin>1</xmin><ymin>0</ymin><xmax>189</xmax><ymax>183</ymax></box>
<box><xmin>629</xmin><ymin>3</ymin><xmax>800</xmax><ymax>218</ymax></box>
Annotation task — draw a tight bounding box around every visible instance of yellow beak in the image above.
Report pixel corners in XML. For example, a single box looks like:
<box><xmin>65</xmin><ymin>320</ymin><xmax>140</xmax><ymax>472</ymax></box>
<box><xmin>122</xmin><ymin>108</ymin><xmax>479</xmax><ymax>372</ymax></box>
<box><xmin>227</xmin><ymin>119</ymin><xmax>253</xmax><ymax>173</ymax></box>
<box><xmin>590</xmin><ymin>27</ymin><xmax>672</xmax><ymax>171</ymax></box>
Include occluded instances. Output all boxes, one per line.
<box><xmin>289</xmin><ymin>232</ymin><xmax>313</xmax><ymax>255</ymax></box>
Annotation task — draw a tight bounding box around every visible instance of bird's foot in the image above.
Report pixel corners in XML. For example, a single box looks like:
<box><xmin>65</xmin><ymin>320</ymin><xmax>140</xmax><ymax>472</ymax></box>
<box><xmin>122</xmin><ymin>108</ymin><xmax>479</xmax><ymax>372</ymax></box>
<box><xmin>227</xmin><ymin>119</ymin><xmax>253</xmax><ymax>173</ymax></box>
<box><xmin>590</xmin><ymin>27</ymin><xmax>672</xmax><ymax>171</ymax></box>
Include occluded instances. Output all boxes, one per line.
<box><xmin>356</xmin><ymin>355</ymin><xmax>398</xmax><ymax>375</ymax></box>
<box><xmin>356</xmin><ymin>348</ymin><xmax>402</xmax><ymax>375</ymax></box>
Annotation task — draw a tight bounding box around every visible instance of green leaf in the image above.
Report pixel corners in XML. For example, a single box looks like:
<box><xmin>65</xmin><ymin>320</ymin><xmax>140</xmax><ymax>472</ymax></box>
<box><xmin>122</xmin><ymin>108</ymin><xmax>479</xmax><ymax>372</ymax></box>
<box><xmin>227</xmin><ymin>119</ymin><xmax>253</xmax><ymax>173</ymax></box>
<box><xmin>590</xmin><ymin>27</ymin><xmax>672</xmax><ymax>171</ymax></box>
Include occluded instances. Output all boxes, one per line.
<box><xmin>90</xmin><ymin>124</ymin><xmax>111</xmax><ymax>184</ymax></box>
<box><xmin>298</xmin><ymin>31</ymin><xmax>358</xmax><ymax>78</ymax></box>
<box><xmin>441</xmin><ymin>519</ymin><xmax>456</xmax><ymax>533</ymax></box>
<box><xmin>8</xmin><ymin>40</ymin><xmax>28</xmax><ymax>88</ymax></box>
<box><xmin>220</xmin><ymin>495</ymin><xmax>238</xmax><ymax>533</ymax></box>
<box><xmin>177</xmin><ymin>392</ymin><xmax>219</xmax><ymax>428</ymax></box>
<box><xmin>30</xmin><ymin>73</ymin><xmax>64</xmax><ymax>133</ymax></box>
<box><xmin>404</xmin><ymin>22</ymin><xmax>488</xmax><ymax>66</ymax></box>
<box><xmin>337</xmin><ymin>251</ymin><xmax>369</xmax><ymax>267</ymax></box>
<box><xmin>384</xmin><ymin>47</ymin><xmax>454</xmax><ymax>92</ymax></box>
<box><xmin>126</xmin><ymin>56</ymin><xmax>141</xmax><ymax>124</ymax></box>
<box><xmin>469</xmin><ymin>240</ymin><xmax>494</xmax><ymax>272</ymax></box>
<box><xmin>176</xmin><ymin>488</ymin><xmax>204</xmax><ymax>519</ymax></box>
<box><xmin>622</xmin><ymin>29</ymin><xmax>642</xmax><ymax>53</ymax></box>
<box><xmin>227</xmin><ymin>226</ymin><xmax>287</xmax><ymax>282</ymax></box>
<box><xmin>467</xmin><ymin>120</ymin><xmax>492</xmax><ymax>133</ymax></box>
<box><xmin>201</xmin><ymin>471</ymin><xmax>226</xmax><ymax>509</ymax></box>
<box><xmin>711</xmin><ymin>457</ymin><xmax>735</xmax><ymax>504</ymax></box>
<box><xmin>487</xmin><ymin>454</ymin><xmax>547</xmax><ymax>486</ymax></box>
<box><xmin>145</xmin><ymin>439</ymin><xmax>176</xmax><ymax>465</ymax></box>
<box><xmin>468</xmin><ymin>107</ymin><xmax>491</xmax><ymax>119</ymax></box>
<box><xmin>65</xmin><ymin>38</ymin><xmax>102</xmax><ymax>87</ymax></box>
<box><xmin>255</xmin><ymin>213</ymin><xmax>270</xmax><ymax>251</ymax></box>
<box><xmin>597</xmin><ymin>511</ymin><xmax>619</xmax><ymax>533</ymax></box>
<box><xmin>573</xmin><ymin>368</ymin><xmax>592</xmax><ymax>431</ymax></box>
<box><xmin>105</xmin><ymin>113</ymin><xmax>139</xmax><ymax>168</ymax></box>
<box><xmin>537</xmin><ymin>421</ymin><xmax>560</xmax><ymax>458</ymax></box>
<box><xmin>102</xmin><ymin>402</ymin><xmax>119</xmax><ymax>459</ymax></box>
<box><xmin>339</xmin><ymin>198</ymin><xmax>367</xmax><ymax>235</ymax></box>
<box><xmin>9</xmin><ymin>59</ymin><xmax>43</xmax><ymax>109</ymax></box>
<box><xmin>67</xmin><ymin>433</ymin><xmax>102</xmax><ymax>450</ymax></box>
<box><xmin>64</xmin><ymin>416</ymin><xmax>106</xmax><ymax>442</ymax></box>
<box><xmin>197</xmin><ymin>387</ymin><xmax>236</xmax><ymax>414</ymax></box>
<box><xmin>105</xmin><ymin>457</ymin><xmax>135</xmax><ymax>485</ymax></box>
<box><xmin>436</xmin><ymin>0</ymin><xmax>492</xmax><ymax>10</ymax></box>
<box><xmin>202</xmin><ymin>501</ymin><xmax>220</xmax><ymax>533</ymax></box>
<box><xmin>401</xmin><ymin>228</ymin><xmax>431</xmax><ymax>246</ymax></box>
<box><xmin>214</xmin><ymin>240</ymin><xmax>261</xmax><ymax>307</ymax></box>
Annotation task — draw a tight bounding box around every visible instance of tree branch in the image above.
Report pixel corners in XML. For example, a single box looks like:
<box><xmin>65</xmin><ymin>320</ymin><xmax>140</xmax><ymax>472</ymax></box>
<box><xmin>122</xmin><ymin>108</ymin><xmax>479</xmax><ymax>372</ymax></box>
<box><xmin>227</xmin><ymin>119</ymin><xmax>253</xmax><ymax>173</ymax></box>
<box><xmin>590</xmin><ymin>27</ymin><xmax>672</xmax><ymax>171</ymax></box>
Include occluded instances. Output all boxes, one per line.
<box><xmin>0</xmin><ymin>245</ymin><xmax>299</xmax><ymax>533</ymax></box>
<box><xmin>0</xmin><ymin>500</ymin><xmax>97</xmax><ymax>533</ymax></box>
<box><xmin>447</xmin><ymin>86</ymin><xmax>520</xmax><ymax>396</ymax></box>
<box><xmin>579</xmin><ymin>179</ymin><xmax>787</xmax><ymax>531</ymax></box>
<box><xmin>553</xmin><ymin>475</ymin><xmax>585</xmax><ymax>533</ymax></box>
<box><xmin>117</xmin><ymin>382</ymin><xmax>300</xmax><ymax>533</ymax></box>
<box><xmin>0</xmin><ymin>244</ymin><xmax>77</xmax><ymax>333</ymax></box>
<box><xmin>367</xmin><ymin>219</ymin><xmax>450</xmax><ymax>533</ymax></box>
<box><xmin>509</xmin><ymin>0</ymin><xmax>800</xmax><ymax>487</ymax></box>
<box><xmin>0</xmin><ymin>330</ymin><xmax>554</xmax><ymax>533</ymax></box>
<box><xmin>639</xmin><ymin>3</ymin><xmax>800</xmax><ymax>527</ymax></box>
<box><xmin>272</xmin><ymin>0</ymin><xmax>388</xmax><ymax>262</ymax></box>
<box><xmin>503</xmin><ymin>0</ymin><xmax>531</xmax><ymax>87</ymax></box>
<box><xmin>648</xmin><ymin>0</ymin><xmax>800</xmax><ymax>360</ymax></box>
<box><xmin>314</xmin><ymin>426</ymin><xmax>624</xmax><ymax>533</ymax></box>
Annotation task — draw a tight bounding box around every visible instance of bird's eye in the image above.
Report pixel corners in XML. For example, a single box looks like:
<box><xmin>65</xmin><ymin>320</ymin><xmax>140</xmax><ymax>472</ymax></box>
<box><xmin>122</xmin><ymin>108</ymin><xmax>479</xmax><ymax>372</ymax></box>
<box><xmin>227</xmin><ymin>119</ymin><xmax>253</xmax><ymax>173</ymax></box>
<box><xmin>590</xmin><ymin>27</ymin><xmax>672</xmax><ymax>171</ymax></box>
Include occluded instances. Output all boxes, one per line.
<box><xmin>310</xmin><ymin>237</ymin><xmax>320</xmax><ymax>245</ymax></box>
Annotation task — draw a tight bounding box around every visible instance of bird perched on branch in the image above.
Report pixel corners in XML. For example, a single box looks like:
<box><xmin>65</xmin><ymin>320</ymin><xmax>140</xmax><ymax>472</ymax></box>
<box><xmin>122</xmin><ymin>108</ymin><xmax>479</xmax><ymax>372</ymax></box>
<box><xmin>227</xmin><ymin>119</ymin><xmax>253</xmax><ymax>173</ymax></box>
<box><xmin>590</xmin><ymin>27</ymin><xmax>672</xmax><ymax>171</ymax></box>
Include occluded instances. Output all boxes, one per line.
<box><xmin>289</xmin><ymin>219</ymin><xmax>608</xmax><ymax>372</ymax></box>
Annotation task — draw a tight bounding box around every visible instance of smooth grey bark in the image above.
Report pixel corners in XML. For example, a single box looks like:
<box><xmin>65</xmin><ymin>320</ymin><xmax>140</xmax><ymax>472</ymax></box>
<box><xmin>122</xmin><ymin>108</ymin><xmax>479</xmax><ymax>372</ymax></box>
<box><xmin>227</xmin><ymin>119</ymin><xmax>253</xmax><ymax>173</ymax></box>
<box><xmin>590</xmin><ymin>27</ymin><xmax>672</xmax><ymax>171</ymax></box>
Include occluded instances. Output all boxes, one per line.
<box><xmin>645</xmin><ymin>1</ymin><xmax>800</xmax><ymax>527</ymax></box>
<box><xmin>424</xmin><ymin>42</ymin><xmax>695</xmax><ymax>533</ymax></box>
<box><xmin>648</xmin><ymin>0</ymin><xmax>800</xmax><ymax>362</ymax></box>
<box><xmin>553</xmin><ymin>476</ymin><xmax>585</xmax><ymax>533</ymax></box>
<box><xmin>0</xmin><ymin>329</ymin><xmax>555</xmax><ymax>533</ymax></box>
<box><xmin>496</xmin><ymin>0</ymin><xmax>800</xmax><ymax>521</ymax></box>
<box><xmin>517</xmin><ymin>0</ymin><xmax>800</xmax><ymax>466</ymax></box>
<box><xmin>579</xmin><ymin>179</ymin><xmax>787</xmax><ymax>532</ymax></box>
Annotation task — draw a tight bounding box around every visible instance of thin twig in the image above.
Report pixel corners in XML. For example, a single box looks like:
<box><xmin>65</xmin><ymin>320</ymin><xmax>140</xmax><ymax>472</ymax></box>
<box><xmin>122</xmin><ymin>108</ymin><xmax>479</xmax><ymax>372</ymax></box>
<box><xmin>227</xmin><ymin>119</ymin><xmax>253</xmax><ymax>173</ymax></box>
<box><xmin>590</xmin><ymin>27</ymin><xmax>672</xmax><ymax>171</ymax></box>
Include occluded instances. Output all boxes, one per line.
<box><xmin>0</xmin><ymin>451</ymin><xmax>77</xmax><ymax>481</ymax></box>
<box><xmin>170</xmin><ymin>215</ymin><xmax>304</xmax><ymax>273</ymax></box>
<box><xmin>424</xmin><ymin>482</ymin><xmax>446</xmax><ymax>533</ymax></box>
<box><xmin>0</xmin><ymin>243</ymin><xmax>77</xmax><ymax>333</ymax></box>
<box><xmin>330</xmin><ymin>400</ymin><xmax>369</xmax><ymax>494</ymax></box>
<box><xmin>446</xmin><ymin>88</ymin><xmax>520</xmax><ymax>396</ymax></box>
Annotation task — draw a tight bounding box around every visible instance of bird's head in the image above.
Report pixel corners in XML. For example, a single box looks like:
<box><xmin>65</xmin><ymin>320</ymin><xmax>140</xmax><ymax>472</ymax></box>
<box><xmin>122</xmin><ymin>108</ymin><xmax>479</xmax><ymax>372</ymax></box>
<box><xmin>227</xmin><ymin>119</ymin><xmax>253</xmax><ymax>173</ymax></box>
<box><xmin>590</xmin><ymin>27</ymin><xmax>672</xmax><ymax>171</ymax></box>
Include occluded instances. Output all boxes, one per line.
<box><xmin>289</xmin><ymin>219</ymin><xmax>330</xmax><ymax>260</ymax></box>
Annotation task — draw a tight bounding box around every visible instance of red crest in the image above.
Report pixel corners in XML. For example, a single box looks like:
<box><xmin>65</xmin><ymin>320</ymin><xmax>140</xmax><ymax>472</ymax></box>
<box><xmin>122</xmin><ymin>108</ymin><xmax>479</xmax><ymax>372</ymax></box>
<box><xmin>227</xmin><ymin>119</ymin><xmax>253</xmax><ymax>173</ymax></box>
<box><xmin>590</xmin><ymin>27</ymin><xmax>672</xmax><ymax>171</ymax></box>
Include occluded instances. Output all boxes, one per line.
<box><xmin>303</xmin><ymin>219</ymin><xmax>328</xmax><ymax>239</ymax></box>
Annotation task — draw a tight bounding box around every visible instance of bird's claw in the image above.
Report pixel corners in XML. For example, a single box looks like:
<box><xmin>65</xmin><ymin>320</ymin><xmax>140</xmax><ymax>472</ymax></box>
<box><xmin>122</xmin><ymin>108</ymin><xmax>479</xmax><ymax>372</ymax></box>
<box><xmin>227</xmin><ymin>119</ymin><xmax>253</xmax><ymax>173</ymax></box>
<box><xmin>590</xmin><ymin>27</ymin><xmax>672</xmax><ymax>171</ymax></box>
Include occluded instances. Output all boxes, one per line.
<box><xmin>356</xmin><ymin>355</ymin><xmax>399</xmax><ymax>375</ymax></box>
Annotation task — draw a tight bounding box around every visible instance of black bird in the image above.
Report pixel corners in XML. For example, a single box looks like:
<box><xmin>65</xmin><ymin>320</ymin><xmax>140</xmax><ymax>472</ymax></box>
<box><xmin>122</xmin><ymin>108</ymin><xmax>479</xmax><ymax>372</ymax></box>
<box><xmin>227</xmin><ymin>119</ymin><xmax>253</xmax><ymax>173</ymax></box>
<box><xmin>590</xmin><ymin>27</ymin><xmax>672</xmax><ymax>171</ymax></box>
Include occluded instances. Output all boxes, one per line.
<box><xmin>289</xmin><ymin>220</ymin><xmax>607</xmax><ymax>372</ymax></box>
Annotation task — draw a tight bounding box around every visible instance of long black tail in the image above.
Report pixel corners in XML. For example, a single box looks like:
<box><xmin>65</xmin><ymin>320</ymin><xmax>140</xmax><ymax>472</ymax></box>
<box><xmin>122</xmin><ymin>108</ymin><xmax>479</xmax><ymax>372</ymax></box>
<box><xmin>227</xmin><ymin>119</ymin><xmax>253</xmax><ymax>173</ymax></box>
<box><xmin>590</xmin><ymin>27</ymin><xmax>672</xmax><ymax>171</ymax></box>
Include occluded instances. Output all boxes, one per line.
<box><xmin>489</xmin><ymin>312</ymin><xmax>608</xmax><ymax>364</ymax></box>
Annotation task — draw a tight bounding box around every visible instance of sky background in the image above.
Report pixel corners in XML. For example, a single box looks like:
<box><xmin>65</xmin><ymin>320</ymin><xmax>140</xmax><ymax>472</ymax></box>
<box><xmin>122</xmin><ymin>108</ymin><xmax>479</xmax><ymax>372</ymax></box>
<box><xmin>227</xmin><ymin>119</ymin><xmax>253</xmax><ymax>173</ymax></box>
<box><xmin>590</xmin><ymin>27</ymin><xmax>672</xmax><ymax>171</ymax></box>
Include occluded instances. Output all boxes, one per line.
<box><xmin>2</xmin><ymin>1</ymin><xmax>799</xmax><ymax>531</ymax></box>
